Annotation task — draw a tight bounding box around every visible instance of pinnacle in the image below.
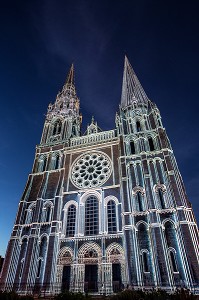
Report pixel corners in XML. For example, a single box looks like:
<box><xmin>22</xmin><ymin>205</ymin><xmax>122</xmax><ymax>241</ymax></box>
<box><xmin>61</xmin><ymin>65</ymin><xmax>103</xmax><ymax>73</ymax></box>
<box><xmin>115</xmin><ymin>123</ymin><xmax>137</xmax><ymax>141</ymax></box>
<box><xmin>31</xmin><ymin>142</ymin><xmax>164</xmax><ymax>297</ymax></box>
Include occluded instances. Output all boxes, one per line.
<box><xmin>121</xmin><ymin>56</ymin><xmax>149</xmax><ymax>107</ymax></box>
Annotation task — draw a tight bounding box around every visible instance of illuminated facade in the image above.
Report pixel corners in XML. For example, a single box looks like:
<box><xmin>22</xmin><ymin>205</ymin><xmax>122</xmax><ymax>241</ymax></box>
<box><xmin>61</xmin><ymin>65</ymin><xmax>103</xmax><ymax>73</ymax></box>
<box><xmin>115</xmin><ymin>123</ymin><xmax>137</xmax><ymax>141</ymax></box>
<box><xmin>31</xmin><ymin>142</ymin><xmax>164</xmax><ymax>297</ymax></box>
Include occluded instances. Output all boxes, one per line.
<box><xmin>1</xmin><ymin>57</ymin><xmax>199</xmax><ymax>294</ymax></box>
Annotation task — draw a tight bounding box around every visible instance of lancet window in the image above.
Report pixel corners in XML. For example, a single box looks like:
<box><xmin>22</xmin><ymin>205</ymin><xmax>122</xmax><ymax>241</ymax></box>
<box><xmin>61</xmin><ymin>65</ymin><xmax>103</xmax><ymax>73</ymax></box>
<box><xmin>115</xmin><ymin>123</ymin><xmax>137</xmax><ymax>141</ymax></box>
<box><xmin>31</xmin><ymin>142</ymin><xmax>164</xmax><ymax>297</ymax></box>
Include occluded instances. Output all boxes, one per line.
<box><xmin>65</xmin><ymin>204</ymin><xmax>76</xmax><ymax>237</ymax></box>
<box><xmin>107</xmin><ymin>200</ymin><xmax>117</xmax><ymax>233</ymax></box>
<box><xmin>164</xmin><ymin>221</ymin><xmax>179</xmax><ymax>273</ymax></box>
<box><xmin>42</xmin><ymin>202</ymin><xmax>53</xmax><ymax>223</ymax></box>
<box><xmin>142</xmin><ymin>251</ymin><xmax>149</xmax><ymax>272</ymax></box>
<box><xmin>85</xmin><ymin>195</ymin><xmax>99</xmax><ymax>236</ymax></box>
<box><xmin>137</xmin><ymin>223</ymin><xmax>151</xmax><ymax>274</ymax></box>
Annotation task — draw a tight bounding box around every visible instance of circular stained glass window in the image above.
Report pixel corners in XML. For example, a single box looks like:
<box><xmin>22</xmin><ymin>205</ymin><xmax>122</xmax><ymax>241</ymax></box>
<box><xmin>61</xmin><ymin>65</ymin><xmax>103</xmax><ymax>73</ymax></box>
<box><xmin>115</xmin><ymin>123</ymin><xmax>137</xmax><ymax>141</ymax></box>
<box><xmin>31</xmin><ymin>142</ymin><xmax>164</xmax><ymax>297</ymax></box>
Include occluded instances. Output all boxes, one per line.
<box><xmin>70</xmin><ymin>151</ymin><xmax>112</xmax><ymax>188</ymax></box>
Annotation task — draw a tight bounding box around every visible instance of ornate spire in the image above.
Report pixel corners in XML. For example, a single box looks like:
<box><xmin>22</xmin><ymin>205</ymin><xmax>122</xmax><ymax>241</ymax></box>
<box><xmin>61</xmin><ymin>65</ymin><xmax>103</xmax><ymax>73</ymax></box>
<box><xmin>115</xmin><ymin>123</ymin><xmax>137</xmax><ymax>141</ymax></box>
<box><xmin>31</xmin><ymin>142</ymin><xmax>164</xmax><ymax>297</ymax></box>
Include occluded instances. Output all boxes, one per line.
<box><xmin>121</xmin><ymin>56</ymin><xmax>149</xmax><ymax>107</ymax></box>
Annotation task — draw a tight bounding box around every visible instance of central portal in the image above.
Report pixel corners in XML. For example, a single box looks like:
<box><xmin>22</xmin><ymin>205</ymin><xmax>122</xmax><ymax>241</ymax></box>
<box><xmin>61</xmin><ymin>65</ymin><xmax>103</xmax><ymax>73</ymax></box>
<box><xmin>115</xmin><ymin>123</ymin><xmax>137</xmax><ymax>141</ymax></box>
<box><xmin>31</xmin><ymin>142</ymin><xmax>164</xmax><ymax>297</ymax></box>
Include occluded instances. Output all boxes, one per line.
<box><xmin>84</xmin><ymin>264</ymin><xmax>98</xmax><ymax>292</ymax></box>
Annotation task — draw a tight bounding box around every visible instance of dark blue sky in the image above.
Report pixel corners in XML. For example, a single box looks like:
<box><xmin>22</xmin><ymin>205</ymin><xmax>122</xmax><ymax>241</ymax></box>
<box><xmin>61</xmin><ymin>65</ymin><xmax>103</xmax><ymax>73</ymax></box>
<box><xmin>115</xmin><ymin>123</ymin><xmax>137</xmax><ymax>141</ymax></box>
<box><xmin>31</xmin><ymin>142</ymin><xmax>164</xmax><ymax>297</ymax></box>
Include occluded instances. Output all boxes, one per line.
<box><xmin>0</xmin><ymin>0</ymin><xmax>199</xmax><ymax>256</ymax></box>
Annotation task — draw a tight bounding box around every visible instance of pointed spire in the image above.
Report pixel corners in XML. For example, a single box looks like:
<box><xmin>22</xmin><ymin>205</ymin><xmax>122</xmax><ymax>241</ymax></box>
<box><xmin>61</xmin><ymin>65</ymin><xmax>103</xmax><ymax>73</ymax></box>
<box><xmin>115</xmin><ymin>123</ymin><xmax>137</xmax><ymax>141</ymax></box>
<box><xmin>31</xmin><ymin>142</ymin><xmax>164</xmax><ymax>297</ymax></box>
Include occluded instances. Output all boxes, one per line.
<box><xmin>121</xmin><ymin>56</ymin><xmax>149</xmax><ymax>107</ymax></box>
<box><xmin>65</xmin><ymin>63</ymin><xmax>75</xmax><ymax>87</ymax></box>
<box><xmin>61</xmin><ymin>63</ymin><xmax>76</xmax><ymax>96</ymax></box>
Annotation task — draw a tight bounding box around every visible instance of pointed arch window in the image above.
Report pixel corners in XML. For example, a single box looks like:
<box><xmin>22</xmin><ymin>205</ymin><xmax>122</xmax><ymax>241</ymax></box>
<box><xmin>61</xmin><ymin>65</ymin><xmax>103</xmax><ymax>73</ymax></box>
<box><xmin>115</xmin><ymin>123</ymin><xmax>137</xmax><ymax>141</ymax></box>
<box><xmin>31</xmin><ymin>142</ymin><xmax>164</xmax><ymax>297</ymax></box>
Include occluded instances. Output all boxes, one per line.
<box><xmin>107</xmin><ymin>200</ymin><xmax>117</xmax><ymax>233</ymax></box>
<box><xmin>148</xmin><ymin>137</ymin><xmax>155</xmax><ymax>151</ymax></box>
<box><xmin>85</xmin><ymin>196</ymin><xmax>99</xmax><ymax>236</ymax></box>
<box><xmin>66</xmin><ymin>204</ymin><xmax>76</xmax><ymax>237</ymax></box>
<box><xmin>130</xmin><ymin>141</ymin><xmax>135</xmax><ymax>154</ymax></box>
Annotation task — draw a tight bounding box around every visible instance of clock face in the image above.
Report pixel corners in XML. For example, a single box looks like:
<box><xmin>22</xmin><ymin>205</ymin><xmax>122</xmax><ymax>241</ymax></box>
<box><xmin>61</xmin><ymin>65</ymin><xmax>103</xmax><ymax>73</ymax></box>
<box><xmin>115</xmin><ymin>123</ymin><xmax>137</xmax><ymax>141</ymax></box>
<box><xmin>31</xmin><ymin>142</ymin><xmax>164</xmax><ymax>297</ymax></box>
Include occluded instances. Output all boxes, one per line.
<box><xmin>70</xmin><ymin>151</ymin><xmax>112</xmax><ymax>189</ymax></box>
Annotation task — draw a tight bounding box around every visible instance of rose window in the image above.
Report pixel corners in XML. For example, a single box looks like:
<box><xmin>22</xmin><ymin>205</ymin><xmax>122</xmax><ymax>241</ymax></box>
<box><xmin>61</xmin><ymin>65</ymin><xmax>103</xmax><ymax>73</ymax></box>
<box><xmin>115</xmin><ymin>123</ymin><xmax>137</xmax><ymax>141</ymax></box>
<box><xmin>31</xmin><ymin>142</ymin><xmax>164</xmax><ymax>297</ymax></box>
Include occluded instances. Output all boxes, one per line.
<box><xmin>70</xmin><ymin>152</ymin><xmax>112</xmax><ymax>188</ymax></box>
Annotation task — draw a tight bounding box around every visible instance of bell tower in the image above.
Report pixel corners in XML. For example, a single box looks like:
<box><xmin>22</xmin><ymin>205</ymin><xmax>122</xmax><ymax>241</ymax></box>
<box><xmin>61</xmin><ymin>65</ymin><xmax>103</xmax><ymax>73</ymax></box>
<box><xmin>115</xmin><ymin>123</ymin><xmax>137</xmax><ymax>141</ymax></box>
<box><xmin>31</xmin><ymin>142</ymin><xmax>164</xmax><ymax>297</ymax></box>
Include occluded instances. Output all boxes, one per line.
<box><xmin>41</xmin><ymin>64</ymin><xmax>82</xmax><ymax>145</ymax></box>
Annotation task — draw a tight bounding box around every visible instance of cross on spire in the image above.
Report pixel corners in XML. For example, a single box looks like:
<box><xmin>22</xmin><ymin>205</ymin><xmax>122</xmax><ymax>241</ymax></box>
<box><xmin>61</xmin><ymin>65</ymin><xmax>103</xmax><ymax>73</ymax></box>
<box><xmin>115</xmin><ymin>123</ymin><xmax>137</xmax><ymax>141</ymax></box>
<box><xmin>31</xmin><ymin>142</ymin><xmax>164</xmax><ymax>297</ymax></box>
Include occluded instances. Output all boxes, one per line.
<box><xmin>121</xmin><ymin>56</ymin><xmax>149</xmax><ymax>107</ymax></box>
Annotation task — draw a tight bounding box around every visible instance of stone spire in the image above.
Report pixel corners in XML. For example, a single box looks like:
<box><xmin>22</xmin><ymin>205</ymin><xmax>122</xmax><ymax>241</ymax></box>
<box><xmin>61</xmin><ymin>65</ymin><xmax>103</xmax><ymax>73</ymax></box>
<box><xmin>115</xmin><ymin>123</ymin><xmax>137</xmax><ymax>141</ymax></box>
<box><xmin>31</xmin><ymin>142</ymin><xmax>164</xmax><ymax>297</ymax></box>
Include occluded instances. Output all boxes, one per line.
<box><xmin>121</xmin><ymin>56</ymin><xmax>149</xmax><ymax>107</ymax></box>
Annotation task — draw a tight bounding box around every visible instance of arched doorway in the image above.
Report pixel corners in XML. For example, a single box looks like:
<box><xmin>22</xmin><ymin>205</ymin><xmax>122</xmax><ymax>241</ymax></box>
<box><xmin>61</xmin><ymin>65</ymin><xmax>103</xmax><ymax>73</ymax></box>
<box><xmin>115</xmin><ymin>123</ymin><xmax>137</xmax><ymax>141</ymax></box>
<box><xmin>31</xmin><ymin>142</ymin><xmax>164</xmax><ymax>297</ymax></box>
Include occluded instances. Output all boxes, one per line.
<box><xmin>78</xmin><ymin>242</ymin><xmax>102</xmax><ymax>293</ymax></box>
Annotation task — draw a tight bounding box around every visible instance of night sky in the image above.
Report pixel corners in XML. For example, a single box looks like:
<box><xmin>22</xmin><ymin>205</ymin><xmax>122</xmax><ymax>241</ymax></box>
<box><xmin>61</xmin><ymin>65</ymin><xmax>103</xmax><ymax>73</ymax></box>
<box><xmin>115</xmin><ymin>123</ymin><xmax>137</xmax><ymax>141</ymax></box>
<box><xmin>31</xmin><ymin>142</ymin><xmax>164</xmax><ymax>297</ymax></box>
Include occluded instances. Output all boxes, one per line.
<box><xmin>0</xmin><ymin>0</ymin><xmax>199</xmax><ymax>256</ymax></box>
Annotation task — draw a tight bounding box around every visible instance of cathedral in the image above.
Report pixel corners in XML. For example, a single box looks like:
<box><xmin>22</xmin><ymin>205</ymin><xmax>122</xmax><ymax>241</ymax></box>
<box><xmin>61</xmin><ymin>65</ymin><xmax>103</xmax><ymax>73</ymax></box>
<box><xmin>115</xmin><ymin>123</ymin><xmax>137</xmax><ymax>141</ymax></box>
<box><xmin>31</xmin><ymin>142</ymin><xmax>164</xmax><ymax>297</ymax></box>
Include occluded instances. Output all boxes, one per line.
<box><xmin>0</xmin><ymin>57</ymin><xmax>199</xmax><ymax>295</ymax></box>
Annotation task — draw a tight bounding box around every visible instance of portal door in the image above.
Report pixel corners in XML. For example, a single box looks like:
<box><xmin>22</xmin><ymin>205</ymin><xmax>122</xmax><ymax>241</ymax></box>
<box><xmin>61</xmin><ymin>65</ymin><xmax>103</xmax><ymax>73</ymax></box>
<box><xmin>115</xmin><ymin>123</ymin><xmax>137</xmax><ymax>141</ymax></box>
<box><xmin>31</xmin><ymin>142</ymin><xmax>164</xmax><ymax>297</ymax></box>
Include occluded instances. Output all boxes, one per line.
<box><xmin>84</xmin><ymin>264</ymin><xmax>98</xmax><ymax>292</ymax></box>
<box><xmin>62</xmin><ymin>265</ymin><xmax>71</xmax><ymax>291</ymax></box>
<box><xmin>112</xmin><ymin>263</ymin><xmax>122</xmax><ymax>292</ymax></box>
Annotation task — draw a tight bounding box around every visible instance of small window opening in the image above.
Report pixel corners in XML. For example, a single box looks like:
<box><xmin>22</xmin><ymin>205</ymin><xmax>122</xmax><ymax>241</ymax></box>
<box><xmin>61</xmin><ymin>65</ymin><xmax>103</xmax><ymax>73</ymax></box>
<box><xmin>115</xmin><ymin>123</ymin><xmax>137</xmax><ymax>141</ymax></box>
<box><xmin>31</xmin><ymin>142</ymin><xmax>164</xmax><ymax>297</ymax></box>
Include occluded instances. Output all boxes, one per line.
<box><xmin>37</xmin><ymin>259</ymin><xmax>42</xmax><ymax>277</ymax></box>
<box><xmin>170</xmin><ymin>251</ymin><xmax>178</xmax><ymax>272</ymax></box>
<box><xmin>136</xmin><ymin>121</ymin><xmax>141</xmax><ymax>132</ymax></box>
<box><xmin>143</xmin><ymin>252</ymin><xmax>149</xmax><ymax>272</ymax></box>
<box><xmin>158</xmin><ymin>189</ymin><xmax>165</xmax><ymax>209</ymax></box>
<box><xmin>137</xmin><ymin>191</ymin><xmax>143</xmax><ymax>212</ymax></box>
<box><xmin>19</xmin><ymin>260</ymin><xmax>24</xmax><ymax>278</ymax></box>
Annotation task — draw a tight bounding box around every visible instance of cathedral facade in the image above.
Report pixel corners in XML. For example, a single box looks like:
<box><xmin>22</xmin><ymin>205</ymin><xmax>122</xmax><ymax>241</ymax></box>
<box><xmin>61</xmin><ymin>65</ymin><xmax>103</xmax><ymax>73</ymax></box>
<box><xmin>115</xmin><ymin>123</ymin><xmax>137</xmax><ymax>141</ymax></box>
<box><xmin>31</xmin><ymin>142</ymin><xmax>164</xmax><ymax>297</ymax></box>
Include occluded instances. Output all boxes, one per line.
<box><xmin>0</xmin><ymin>57</ymin><xmax>199</xmax><ymax>295</ymax></box>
